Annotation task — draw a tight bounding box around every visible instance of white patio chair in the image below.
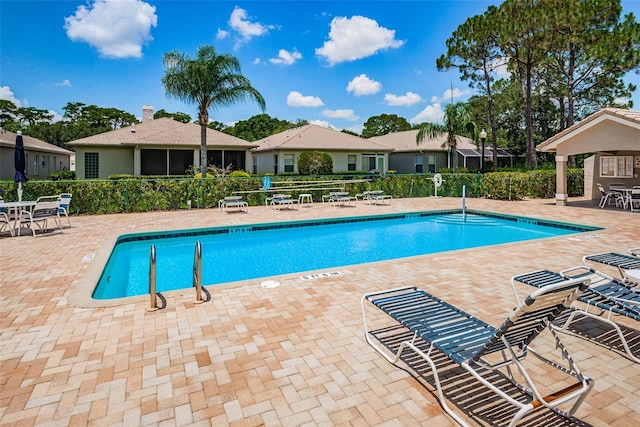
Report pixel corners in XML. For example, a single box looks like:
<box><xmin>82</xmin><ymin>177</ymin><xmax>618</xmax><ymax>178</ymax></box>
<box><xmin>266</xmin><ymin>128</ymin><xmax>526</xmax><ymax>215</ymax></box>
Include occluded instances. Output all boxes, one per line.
<box><xmin>19</xmin><ymin>196</ymin><xmax>62</xmax><ymax>237</ymax></box>
<box><xmin>597</xmin><ymin>183</ymin><xmax>623</xmax><ymax>208</ymax></box>
<box><xmin>629</xmin><ymin>186</ymin><xmax>640</xmax><ymax>212</ymax></box>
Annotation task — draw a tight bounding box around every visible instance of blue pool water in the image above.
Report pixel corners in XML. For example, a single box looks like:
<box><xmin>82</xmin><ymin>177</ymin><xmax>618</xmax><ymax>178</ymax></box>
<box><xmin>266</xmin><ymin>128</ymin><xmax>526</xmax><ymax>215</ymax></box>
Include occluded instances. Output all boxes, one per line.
<box><xmin>93</xmin><ymin>210</ymin><xmax>598</xmax><ymax>299</ymax></box>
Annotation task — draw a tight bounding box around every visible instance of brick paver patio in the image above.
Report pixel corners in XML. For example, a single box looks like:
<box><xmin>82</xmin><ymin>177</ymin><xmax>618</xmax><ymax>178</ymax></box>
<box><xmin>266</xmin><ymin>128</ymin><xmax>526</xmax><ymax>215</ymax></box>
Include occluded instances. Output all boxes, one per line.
<box><xmin>1</xmin><ymin>197</ymin><xmax>638</xmax><ymax>426</ymax></box>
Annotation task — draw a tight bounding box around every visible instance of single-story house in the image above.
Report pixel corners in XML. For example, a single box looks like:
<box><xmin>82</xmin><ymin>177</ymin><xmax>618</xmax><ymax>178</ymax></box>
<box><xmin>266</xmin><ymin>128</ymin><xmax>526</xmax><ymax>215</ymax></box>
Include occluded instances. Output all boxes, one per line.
<box><xmin>537</xmin><ymin>108</ymin><xmax>640</xmax><ymax>206</ymax></box>
<box><xmin>0</xmin><ymin>129</ymin><xmax>73</xmax><ymax>180</ymax></box>
<box><xmin>251</xmin><ymin>124</ymin><xmax>393</xmax><ymax>174</ymax></box>
<box><xmin>369</xmin><ymin>129</ymin><xmax>515</xmax><ymax>173</ymax></box>
<box><xmin>68</xmin><ymin>106</ymin><xmax>257</xmax><ymax>179</ymax></box>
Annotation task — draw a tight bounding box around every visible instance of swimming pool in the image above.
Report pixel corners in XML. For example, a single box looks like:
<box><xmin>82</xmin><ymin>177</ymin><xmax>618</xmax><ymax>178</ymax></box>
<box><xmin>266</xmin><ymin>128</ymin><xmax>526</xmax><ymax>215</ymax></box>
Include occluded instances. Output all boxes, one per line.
<box><xmin>93</xmin><ymin>210</ymin><xmax>599</xmax><ymax>299</ymax></box>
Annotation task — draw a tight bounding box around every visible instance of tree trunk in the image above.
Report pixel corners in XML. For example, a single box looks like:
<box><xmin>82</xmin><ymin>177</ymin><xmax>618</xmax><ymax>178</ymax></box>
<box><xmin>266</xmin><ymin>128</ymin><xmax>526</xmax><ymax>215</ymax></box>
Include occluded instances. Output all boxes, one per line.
<box><xmin>484</xmin><ymin>67</ymin><xmax>498</xmax><ymax>171</ymax></box>
<box><xmin>200</xmin><ymin>125</ymin><xmax>207</xmax><ymax>177</ymax></box>
<box><xmin>199</xmin><ymin>110</ymin><xmax>208</xmax><ymax>178</ymax></box>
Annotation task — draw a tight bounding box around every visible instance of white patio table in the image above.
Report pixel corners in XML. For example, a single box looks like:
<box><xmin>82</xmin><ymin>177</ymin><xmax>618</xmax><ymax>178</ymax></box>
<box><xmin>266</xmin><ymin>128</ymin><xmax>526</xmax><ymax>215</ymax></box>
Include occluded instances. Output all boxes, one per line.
<box><xmin>0</xmin><ymin>200</ymin><xmax>37</xmax><ymax>236</ymax></box>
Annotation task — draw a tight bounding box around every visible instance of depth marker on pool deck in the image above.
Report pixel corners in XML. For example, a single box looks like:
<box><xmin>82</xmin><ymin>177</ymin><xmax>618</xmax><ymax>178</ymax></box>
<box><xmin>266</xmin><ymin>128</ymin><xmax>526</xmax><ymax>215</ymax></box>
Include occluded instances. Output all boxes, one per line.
<box><xmin>300</xmin><ymin>271</ymin><xmax>347</xmax><ymax>281</ymax></box>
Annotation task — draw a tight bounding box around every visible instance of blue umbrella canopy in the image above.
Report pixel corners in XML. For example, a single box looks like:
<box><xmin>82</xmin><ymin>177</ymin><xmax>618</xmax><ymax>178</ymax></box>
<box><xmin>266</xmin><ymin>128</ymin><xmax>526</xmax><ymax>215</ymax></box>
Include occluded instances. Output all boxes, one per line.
<box><xmin>14</xmin><ymin>131</ymin><xmax>28</xmax><ymax>184</ymax></box>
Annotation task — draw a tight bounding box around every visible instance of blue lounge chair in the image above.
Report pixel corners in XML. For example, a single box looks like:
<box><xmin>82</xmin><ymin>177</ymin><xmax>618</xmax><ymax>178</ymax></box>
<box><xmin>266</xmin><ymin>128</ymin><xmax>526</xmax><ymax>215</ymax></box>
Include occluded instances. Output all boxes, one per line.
<box><xmin>583</xmin><ymin>251</ymin><xmax>640</xmax><ymax>279</ymax></box>
<box><xmin>362</xmin><ymin>277</ymin><xmax>593</xmax><ymax>427</ymax></box>
<box><xmin>58</xmin><ymin>193</ymin><xmax>72</xmax><ymax>227</ymax></box>
<box><xmin>512</xmin><ymin>267</ymin><xmax>640</xmax><ymax>363</ymax></box>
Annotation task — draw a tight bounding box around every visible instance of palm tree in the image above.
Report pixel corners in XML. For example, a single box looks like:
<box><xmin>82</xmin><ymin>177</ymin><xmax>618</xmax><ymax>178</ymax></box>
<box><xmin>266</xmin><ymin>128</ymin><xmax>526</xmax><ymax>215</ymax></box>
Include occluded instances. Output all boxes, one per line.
<box><xmin>162</xmin><ymin>45</ymin><xmax>266</xmax><ymax>177</ymax></box>
<box><xmin>416</xmin><ymin>102</ymin><xmax>476</xmax><ymax>173</ymax></box>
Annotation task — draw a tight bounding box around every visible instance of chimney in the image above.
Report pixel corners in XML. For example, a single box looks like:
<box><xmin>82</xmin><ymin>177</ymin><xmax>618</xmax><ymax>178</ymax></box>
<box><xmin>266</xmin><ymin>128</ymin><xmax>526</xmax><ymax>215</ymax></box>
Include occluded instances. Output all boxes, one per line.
<box><xmin>142</xmin><ymin>105</ymin><xmax>154</xmax><ymax>122</ymax></box>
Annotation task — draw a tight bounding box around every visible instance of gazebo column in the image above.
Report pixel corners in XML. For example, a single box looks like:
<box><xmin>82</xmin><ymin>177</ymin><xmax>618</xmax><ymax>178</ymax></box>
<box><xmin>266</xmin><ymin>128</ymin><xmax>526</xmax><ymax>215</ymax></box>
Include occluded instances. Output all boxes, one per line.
<box><xmin>555</xmin><ymin>155</ymin><xmax>568</xmax><ymax>206</ymax></box>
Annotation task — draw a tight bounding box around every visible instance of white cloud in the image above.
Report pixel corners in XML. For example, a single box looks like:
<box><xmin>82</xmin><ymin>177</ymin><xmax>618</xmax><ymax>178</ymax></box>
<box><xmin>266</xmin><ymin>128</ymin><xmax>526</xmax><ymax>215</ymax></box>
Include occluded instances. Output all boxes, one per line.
<box><xmin>48</xmin><ymin>110</ymin><xmax>65</xmax><ymax>123</ymax></box>
<box><xmin>490</xmin><ymin>57</ymin><xmax>510</xmax><ymax>78</ymax></box>
<box><xmin>253</xmin><ymin>58</ymin><xmax>261</xmax><ymax>65</ymax></box>
<box><xmin>410</xmin><ymin>102</ymin><xmax>444</xmax><ymax>124</ymax></box>
<box><xmin>216</xmin><ymin>28</ymin><xmax>229</xmax><ymax>40</ymax></box>
<box><xmin>322</xmin><ymin>109</ymin><xmax>359</xmax><ymax>121</ymax></box>
<box><xmin>269</xmin><ymin>49</ymin><xmax>302</xmax><ymax>65</ymax></box>
<box><xmin>343</xmin><ymin>123</ymin><xmax>364</xmax><ymax>134</ymax></box>
<box><xmin>0</xmin><ymin>86</ymin><xmax>24</xmax><ymax>107</ymax></box>
<box><xmin>229</xmin><ymin>6</ymin><xmax>274</xmax><ymax>46</ymax></box>
<box><xmin>316</xmin><ymin>16</ymin><xmax>404</xmax><ymax>66</ymax></box>
<box><xmin>411</xmin><ymin>86</ymin><xmax>470</xmax><ymax>124</ymax></box>
<box><xmin>64</xmin><ymin>0</ymin><xmax>157</xmax><ymax>59</ymax></box>
<box><xmin>309</xmin><ymin>119</ymin><xmax>336</xmax><ymax>129</ymax></box>
<box><xmin>430</xmin><ymin>87</ymin><xmax>470</xmax><ymax>105</ymax></box>
<box><xmin>56</xmin><ymin>79</ymin><xmax>72</xmax><ymax>87</ymax></box>
<box><xmin>287</xmin><ymin>91</ymin><xmax>324</xmax><ymax>107</ymax></box>
<box><xmin>346</xmin><ymin>74</ymin><xmax>381</xmax><ymax>96</ymax></box>
<box><xmin>384</xmin><ymin>91</ymin><xmax>422</xmax><ymax>106</ymax></box>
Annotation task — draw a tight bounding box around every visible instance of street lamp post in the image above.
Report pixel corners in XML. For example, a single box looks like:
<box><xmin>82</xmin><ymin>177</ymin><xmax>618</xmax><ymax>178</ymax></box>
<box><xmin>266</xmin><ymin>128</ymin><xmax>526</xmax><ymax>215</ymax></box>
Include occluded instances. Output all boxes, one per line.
<box><xmin>479</xmin><ymin>129</ymin><xmax>487</xmax><ymax>173</ymax></box>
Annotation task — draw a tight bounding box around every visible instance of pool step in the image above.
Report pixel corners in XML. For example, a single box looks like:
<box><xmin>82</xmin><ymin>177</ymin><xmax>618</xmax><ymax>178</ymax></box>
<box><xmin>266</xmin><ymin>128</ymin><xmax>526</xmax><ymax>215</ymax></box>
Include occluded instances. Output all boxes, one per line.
<box><xmin>431</xmin><ymin>214</ymin><xmax>501</xmax><ymax>226</ymax></box>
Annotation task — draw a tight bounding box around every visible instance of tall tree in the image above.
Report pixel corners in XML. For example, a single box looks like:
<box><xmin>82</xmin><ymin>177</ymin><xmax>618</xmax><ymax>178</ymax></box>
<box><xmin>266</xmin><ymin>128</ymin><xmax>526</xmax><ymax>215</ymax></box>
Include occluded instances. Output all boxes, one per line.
<box><xmin>231</xmin><ymin>113</ymin><xmax>297</xmax><ymax>141</ymax></box>
<box><xmin>497</xmin><ymin>0</ymin><xmax>551</xmax><ymax>169</ymax></box>
<box><xmin>416</xmin><ymin>102</ymin><xmax>476</xmax><ymax>173</ymax></box>
<box><xmin>361</xmin><ymin>114</ymin><xmax>412</xmax><ymax>138</ymax></box>
<box><xmin>162</xmin><ymin>45</ymin><xmax>266</xmax><ymax>177</ymax></box>
<box><xmin>436</xmin><ymin>6</ymin><xmax>502</xmax><ymax>170</ymax></box>
<box><xmin>542</xmin><ymin>0</ymin><xmax>640</xmax><ymax>127</ymax></box>
<box><xmin>154</xmin><ymin>109</ymin><xmax>192</xmax><ymax>123</ymax></box>
<box><xmin>16</xmin><ymin>107</ymin><xmax>53</xmax><ymax>127</ymax></box>
<box><xmin>0</xmin><ymin>100</ymin><xmax>18</xmax><ymax>131</ymax></box>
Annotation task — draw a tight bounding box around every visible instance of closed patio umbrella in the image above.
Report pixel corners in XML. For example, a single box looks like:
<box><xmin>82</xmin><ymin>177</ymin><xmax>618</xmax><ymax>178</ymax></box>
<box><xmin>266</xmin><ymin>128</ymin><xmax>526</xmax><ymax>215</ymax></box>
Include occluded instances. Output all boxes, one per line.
<box><xmin>14</xmin><ymin>131</ymin><xmax>28</xmax><ymax>202</ymax></box>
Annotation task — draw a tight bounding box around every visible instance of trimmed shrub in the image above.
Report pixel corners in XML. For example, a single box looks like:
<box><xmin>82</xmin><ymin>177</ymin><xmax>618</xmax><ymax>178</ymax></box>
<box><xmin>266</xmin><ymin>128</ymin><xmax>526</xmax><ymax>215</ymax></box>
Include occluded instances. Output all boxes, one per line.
<box><xmin>298</xmin><ymin>151</ymin><xmax>333</xmax><ymax>175</ymax></box>
<box><xmin>50</xmin><ymin>170</ymin><xmax>75</xmax><ymax>180</ymax></box>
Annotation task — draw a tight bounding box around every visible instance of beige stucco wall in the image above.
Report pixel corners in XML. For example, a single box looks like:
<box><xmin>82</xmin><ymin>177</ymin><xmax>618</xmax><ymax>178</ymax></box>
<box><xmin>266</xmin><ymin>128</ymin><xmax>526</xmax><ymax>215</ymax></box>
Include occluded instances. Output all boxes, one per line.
<box><xmin>254</xmin><ymin>151</ymin><xmax>389</xmax><ymax>175</ymax></box>
<box><xmin>74</xmin><ymin>147</ymin><xmax>134</xmax><ymax>179</ymax></box>
<box><xmin>0</xmin><ymin>146</ymin><xmax>71</xmax><ymax>180</ymax></box>
<box><xmin>556</xmin><ymin>119</ymin><xmax>639</xmax><ymax>156</ymax></box>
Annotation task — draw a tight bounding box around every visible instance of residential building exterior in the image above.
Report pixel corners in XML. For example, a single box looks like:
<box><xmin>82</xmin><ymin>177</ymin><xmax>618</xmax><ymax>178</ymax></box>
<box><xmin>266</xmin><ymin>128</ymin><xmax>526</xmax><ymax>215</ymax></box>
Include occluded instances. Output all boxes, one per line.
<box><xmin>369</xmin><ymin>129</ymin><xmax>481</xmax><ymax>173</ymax></box>
<box><xmin>67</xmin><ymin>107</ymin><xmax>257</xmax><ymax>179</ymax></box>
<box><xmin>251</xmin><ymin>124</ymin><xmax>393</xmax><ymax>174</ymax></box>
<box><xmin>0</xmin><ymin>129</ymin><xmax>73</xmax><ymax>180</ymax></box>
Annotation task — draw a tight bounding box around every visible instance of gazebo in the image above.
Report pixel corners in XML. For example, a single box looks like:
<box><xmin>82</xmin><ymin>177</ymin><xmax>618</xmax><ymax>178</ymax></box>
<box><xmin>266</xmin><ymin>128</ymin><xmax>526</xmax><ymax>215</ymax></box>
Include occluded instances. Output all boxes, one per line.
<box><xmin>537</xmin><ymin>108</ymin><xmax>640</xmax><ymax>206</ymax></box>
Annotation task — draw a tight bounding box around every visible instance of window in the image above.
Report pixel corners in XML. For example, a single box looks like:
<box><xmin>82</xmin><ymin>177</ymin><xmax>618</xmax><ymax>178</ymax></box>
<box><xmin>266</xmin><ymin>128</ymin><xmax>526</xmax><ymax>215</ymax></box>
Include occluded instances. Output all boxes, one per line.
<box><xmin>169</xmin><ymin>150</ymin><xmax>193</xmax><ymax>175</ymax></box>
<box><xmin>361</xmin><ymin>155</ymin><xmax>376</xmax><ymax>172</ymax></box>
<box><xmin>348</xmin><ymin>155</ymin><xmax>357</xmax><ymax>171</ymax></box>
<box><xmin>274</xmin><ymin>154</ymin><xmax>278</xmax><ymax>174</ymax></box>
<box><xmin>361</xmin><ymin>154</ymin><xmax>384</xmax><ymax>172</ymax></box>
<box><xmin>600</xmin><ymin>156</ymin><xmax>633</xmax><ymax>178</ymax></box>
<box><xmin>141</xmin><ymin>149</ymin><xmax>167</xmax><ymax>175</ymax></box>
<box><xmin>252</xmin><ymin>155</ymin><xmax>257</xmax><ymax>174</ymax></box>
<box><xmin>85</xmin><ymin>153</ymin><xmax>99</xmax><ymax>178</ymax></box>
<box><xmin>428</xmin><ymin>155</ymin><xmax>436</xmax><ymax>173</ymax></box>
<box><xmin>415</xmin><ymin>155</ymin><xmax>424</xmax><ymax>173</ymax></box>
<box><xmin>33</xmin><ymin>154</ymin><xmax>39</xmax><ymax>176</ymax></box>
<box><xmin>284</xmin><ymin>154</ymin><xmax>295</xmax><ymax>172</ymax></box>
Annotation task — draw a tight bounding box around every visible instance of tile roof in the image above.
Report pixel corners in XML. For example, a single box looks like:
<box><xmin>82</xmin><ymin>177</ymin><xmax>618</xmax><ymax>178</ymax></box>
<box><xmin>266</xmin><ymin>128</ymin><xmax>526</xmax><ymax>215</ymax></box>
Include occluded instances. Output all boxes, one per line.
<box><xmin>369</xmin><ymin>129</ymin><xmax>478</xmax><ymax>152</ymax></box>
<box><xmin>0</xmin><ymin>129</ymin><xmax>74</xmax><ymax>154</ymax></box>
<box><xmin>537</xmin><ymin>108</ymin><xmax>640</xmax><ymax>152</ymax></box>
<box><xmin>252</xmin><ymin>124</ymin><xmax>393</xmax><ymax>152</ymax></box>
<box><xmin>67</xmin><ymin>118</ymin><xmax>257</xmax><ymax>148</ymax></box>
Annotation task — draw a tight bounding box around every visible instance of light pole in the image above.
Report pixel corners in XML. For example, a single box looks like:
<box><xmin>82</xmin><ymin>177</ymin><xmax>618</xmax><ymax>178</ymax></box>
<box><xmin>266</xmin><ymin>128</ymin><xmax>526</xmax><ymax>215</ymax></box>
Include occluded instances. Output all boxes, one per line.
<box><xmin>479</xmin><ymin>129</ymin><xmax>487</xmax><ymax>173</ymax></box>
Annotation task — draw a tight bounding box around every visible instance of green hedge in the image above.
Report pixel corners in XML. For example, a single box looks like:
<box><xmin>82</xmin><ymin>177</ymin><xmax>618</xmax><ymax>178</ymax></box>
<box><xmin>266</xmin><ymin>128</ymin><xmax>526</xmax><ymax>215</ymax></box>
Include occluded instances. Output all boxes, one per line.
<box><xmin>0</xmin><ymin>170</ymin><xmax>583</xmax><ymax>215</ymax></box>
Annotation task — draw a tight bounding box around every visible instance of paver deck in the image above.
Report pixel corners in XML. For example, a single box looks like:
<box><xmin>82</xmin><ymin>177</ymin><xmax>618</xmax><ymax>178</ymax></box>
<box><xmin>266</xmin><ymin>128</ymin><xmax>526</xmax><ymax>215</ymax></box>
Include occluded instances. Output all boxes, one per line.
<box><xmin>1</xmin><ymin>197</ymin><xmax>638</xmax><ymax>426</ymax></box>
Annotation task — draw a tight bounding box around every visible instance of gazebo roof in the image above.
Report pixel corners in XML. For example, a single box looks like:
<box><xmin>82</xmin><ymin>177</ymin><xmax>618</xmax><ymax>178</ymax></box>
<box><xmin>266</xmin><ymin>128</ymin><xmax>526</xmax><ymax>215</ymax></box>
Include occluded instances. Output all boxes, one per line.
<box><xmin>537</xmin><ymin>108</ymin><xmax>640</xmax><ymax>155</ymax></box>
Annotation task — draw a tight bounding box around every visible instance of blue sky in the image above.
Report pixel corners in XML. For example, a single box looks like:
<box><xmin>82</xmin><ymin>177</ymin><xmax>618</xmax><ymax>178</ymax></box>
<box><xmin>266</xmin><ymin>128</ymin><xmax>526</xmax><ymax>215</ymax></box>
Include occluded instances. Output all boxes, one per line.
<box><xmin>1</xmin><ymin>0</ymin><xmax>639</xmax><ymax>133</ymax></box>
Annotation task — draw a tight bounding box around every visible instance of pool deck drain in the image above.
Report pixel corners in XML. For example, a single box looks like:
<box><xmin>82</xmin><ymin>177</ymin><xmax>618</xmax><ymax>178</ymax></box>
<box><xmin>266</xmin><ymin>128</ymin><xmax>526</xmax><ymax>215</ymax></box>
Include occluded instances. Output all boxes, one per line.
<box><xmin>260</xmin><ymin>280</ymin><xmax>280</xmax><ymax>288</ymax></box>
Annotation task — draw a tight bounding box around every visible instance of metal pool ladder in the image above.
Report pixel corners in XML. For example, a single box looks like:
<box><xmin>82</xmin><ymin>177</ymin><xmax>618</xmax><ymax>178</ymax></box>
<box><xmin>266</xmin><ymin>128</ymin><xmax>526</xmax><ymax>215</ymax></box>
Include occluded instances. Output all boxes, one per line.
<box><xmin>193</xmin><ymin>241</ymin><xmax>204</xmax><ymax>304</ymax></box>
